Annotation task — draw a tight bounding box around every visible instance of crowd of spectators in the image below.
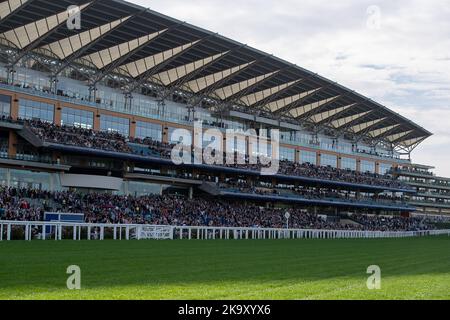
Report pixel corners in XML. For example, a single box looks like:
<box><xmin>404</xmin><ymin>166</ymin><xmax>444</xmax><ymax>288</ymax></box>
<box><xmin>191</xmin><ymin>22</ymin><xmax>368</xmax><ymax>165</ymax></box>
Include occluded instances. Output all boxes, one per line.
<box><xmin>350</xmin><ymin>214</ymin><xmax>429</xmax><ymax>232</ymax></box>
<box><xmin>15</xmin><ymin>119</ymin><xmax>412</xmax><ymax>191</ymax></box>
<box><xmin>0</xmin><ymin>187</ymin><xmax>434</xmax><ymax>231</ymax></box>
<box><xmin>27</xmin><ymin>119</ymin><xmax>132</xmax><ymax>153</ymax></box>
<box><xmin>220</xmin><ymin>180</ymin><xmax>406</xmax><ymax>206</ymax></box>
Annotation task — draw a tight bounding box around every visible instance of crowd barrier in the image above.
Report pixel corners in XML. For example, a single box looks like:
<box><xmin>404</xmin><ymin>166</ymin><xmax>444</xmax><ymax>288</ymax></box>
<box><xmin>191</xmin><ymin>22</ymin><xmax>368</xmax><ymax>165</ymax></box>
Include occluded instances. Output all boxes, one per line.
<box><xmin>1</xmin><ymin>220</ymin><xmax>449</xmax><ymax>241</ymax></box>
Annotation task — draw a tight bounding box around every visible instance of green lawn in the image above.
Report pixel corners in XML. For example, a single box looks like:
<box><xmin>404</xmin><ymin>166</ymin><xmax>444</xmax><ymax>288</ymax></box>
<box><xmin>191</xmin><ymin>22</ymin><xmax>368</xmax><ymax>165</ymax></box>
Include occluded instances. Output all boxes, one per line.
<box><xmin>0</xmin><ymin>237</ymin><xmax>449</xmax><ymax>300</ymax></box>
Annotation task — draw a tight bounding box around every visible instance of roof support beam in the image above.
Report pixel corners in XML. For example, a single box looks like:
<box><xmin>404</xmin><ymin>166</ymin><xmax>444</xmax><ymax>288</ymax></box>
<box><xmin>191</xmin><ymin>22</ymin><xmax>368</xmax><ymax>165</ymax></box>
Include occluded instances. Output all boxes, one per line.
<box><xmin>212</xmin><ymin>69</ymin><xmax>283</xmax><ymax>114</ymax></box>
<box><xmin>158</xmin><ymin>45</ymin><xmax>245</xmax><ymax>101</ymax></box>
<box><xmin>369</xmin><ymin>125</ymin><xmax>403</xmax><ymax>146</ymax></box>
<box><xmin>0</xmin><ymin>0</ymin><xmax>34</xmax><ymax>24</ymax></box>
<box><xmin>351</xmin><ymin>117</ymin><xmax>387</xmax><ymax>134</ymax></box>
<box><xmin>124</xmin><ymin>33</ymin><xmax>217</xmax><ymax>95</ymax></box>
<box><xmin>332</xmin><ymin>110</ymin><xmax>373</xmax><ymax>131</ymax></box>
<box><xmin>251</xmin><ymin>74</ymin><xmax>319</xmax><ymax>111</ymax></box>
<box><xmin>50</xmin><ymin>9</ymin><xmax>147</xmax><ymax>78</ymax></box>
<box><xmin>351</xmin><ymin>118</ymin><xmax>389</xmax><ymax>143</ymax></box>
<box><xmin>186</xmin><ymin>55</ymin><xmax>272</xmax><ymax>108</ymax></box>
<box><xmin>88</xmin><ymin>22</ymin><xmax>184</xmax><ymax>91</ymax></box>
<box><xmin>198</xmin><ymin>54</ymin><xmax>272</xmax><ymax>99</ymax></box>
<box><xmin>386</xmin><ymin>130</ymin><xmax>414</xmax><ymax>144</ymax></box>
<box><xmin>297</xmin><ymin>94</ymin><xmax>344</xmax><ymax>122</ymax></box>
<box><xmin>223</xmin><ymin>68</ymin><xmax>283</xmax><ymax>105</ymax></box>
<box><xmin>6</xmin><ymin>1</ymin><xmax>96</xmax><ymax>69</ymax></box>
<box><xmin>314</xmin><ymin>103</ymin><xmax>358</xmax><ymax>126</ymax></box>
<box><xmin>273</xmin><ymin>85</ymin><xmax>330</xmax><ymax>115</ymax></box>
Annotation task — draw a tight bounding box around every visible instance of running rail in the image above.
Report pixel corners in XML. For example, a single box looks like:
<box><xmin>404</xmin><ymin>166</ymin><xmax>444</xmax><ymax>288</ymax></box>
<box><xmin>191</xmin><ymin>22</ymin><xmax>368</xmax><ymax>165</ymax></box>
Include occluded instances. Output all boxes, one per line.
<box><xmin>0</xmin><ymin>220</ymin><xmax>449</xmax><ymax>241</ymax></box>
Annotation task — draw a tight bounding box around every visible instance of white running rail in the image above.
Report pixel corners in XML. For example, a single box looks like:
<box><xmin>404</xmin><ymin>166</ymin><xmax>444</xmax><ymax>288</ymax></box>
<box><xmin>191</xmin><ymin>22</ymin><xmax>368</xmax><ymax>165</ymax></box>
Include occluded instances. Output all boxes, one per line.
<box><xmin>0</xmin><ymin>220</ymin><xmax>449</xmax><ymax>241</ymax></box>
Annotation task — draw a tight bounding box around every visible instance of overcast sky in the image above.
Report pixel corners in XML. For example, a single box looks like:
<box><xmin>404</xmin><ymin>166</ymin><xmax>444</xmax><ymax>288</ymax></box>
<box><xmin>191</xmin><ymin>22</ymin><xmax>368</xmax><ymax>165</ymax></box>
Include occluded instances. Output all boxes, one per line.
<box><xmin>130</xmin><ymin>0</ymin><xmax>450</xmax><ymax>176</ymax></box>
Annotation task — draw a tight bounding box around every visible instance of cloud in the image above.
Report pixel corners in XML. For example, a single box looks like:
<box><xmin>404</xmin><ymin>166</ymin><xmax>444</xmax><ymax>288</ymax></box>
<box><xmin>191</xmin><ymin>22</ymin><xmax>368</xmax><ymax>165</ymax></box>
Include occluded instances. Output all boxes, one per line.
<box><xmin>130</xmin><ymin>0</ymin><xmax>450</xmax><ymax>176</ymax></box>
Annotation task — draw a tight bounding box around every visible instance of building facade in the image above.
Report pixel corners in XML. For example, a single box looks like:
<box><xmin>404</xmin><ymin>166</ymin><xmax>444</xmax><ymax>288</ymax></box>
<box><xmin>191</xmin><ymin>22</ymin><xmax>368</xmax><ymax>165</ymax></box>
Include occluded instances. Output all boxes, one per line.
<box><xmin>0</xmin><ymin>0</ymin><xmax>436</xmax><ymax>217</ymax></box>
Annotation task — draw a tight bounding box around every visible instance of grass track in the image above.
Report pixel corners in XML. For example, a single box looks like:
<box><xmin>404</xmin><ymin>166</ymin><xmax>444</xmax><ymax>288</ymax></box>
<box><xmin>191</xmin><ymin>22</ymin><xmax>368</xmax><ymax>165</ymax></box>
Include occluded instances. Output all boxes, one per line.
<box><xmin>0</xmin><ymin>236</ymin><xmax>449</xmax><ymax>300</ymax></box>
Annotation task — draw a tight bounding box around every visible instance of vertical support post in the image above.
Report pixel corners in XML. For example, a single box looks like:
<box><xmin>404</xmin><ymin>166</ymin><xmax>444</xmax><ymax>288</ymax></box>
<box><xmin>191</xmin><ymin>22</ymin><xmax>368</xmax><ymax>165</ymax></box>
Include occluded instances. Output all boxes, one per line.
<box><xmin>7</xmin><ymin>224</ymin><xmax>11</xmax><ymax>241</ymax></box>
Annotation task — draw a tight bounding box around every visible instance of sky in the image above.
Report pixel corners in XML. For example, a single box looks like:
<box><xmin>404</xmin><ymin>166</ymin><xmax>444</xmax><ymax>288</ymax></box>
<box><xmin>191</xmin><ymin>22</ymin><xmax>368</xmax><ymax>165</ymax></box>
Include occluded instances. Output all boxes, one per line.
<box><xmin>129</xmin><ymin>0</ymin><xmax>450</xmax><ymax>176</ymax></box>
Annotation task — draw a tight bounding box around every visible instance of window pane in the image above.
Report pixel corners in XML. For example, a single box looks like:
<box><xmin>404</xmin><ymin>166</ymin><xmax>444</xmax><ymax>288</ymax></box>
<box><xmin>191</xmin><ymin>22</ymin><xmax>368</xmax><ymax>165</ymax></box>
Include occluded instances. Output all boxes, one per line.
<box><xmin>321</xmin><ymin>154</ymin><xmax>337</xmax><ymax>168</ymax></box>
<box><xmin>18</xmin><ymin>99</ymin><xmax>54</xmax><ymax>122</ymax></box>
<box><xmin>61</xmin><ymin>107</ymin><xmax>94</xmax><ymax>129</ymax></box>
<box><xmin>300</xmin><ymin>150</ymin><xmax>316</xmax><ymax>165</ymax></box>
<box><xmin>135</xmin><ymin>121</ymin><xmax>162</xmax><ymax>141</ymax></box>
<box><xmin>361</xmin><ymin>160</ymin><xmax>375</xmax><ymax>173</ymax></box>
<box><xmin>100</xmin><ymin>114</ymin><xmax>129</xmax><ymax>136</ymax></box>
<box><xmin>341</xmin><ymin>157</ymin><xmax>357</xmax><ymax>171</ymax></box>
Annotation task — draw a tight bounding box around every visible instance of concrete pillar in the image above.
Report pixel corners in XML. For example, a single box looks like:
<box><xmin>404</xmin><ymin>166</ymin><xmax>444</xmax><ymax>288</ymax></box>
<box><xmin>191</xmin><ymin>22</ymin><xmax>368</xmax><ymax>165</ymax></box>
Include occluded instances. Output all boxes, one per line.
<box><xmin>8</xmin><ymin>131</ymin><xmax>17</xmax><ymax>158</ymax></box>
<box><xmin>94</xmin><ymin>113</ymin><xmax>101</xmax><ymax>131</ymax></box>
<box><xmin>162</xmin><ymin>125</ymin><xmax>169</xmax><ymax>143</ymax></box>
<box><xmin>130</xmin><ymin>120</ymin><xmax>137</xmax><ymax>138</ymax></box>
<box><xmin>11</xmin><ymin>94</ymin><xmax>18</xmax><ymax>120</ymax></box>
<box><xmin>54</xmin><ymin>103</ymin><xmax>62</xmax><ymax>125</ymax></box>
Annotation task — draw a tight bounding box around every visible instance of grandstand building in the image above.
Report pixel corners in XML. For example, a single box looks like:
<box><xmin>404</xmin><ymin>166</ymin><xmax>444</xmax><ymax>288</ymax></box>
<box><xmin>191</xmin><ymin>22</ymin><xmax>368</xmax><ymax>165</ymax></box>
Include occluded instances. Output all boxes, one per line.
<box><xmin>393</xmin><ymin>164</ymin><xmax>450</xmax><ymax>216</ymax></box>
<box><xmin>0</xmin><ymin>0</ymin><xmax>438</xmax><ymax>221</ymax></box>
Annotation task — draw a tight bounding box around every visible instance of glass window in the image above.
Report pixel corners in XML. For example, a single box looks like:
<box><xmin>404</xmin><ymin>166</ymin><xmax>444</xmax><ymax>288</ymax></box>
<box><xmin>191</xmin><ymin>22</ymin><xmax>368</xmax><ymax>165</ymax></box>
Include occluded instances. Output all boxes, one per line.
<box><xmin>379</xmin><ymin>163</ymin><xmax>392</xmax><ymax>175</ymax></box>
<box><xmin>251</xmin><ymin>138</ymin><xmax>272</xmax><ymax>158</ymax></box>
<box><xmin>361</xmin><ymin>160</ymin><xmax>375</xmax><ymax>173</ymax></box>
<box><xmin>127</xmin><ymin>181</ymin><xmax>164</xmax><ymax>197</ymax></box>
<box><xmin>18</xmin><ymin>99</ymin><xmax>54</xmax><ymax>122</ymax></box>
<box><xmin>0</xmin><ymin>94</ymin><xmax>11</xmax><ymax>117</ymax></box>
<box><xmin>280</xmin><ymin>147</ymin><xmax>295</xmax><ymax>162</ymax></box>
<box><xmin>0</xmin><ymin>167</ymin><xmax>8</xmax><ymax>186</ymax></box>
<box><xmin>300</xmin><ymin>150</ymin><xmax>316</xmax><ymax>165</ymax></box>
<box><xmin>135</xmin><ymin>121</ymin><xmax>162</xmax><ymax>142</ymax></box>
<box><xmin>10</xmin><ymin>169</ymin><xmax>52</xmax><ymax>190</ymax></box>
<box><xmin>321</xmin><ymin>154</ymin><xmax>337</xmax><ymax>168</ymax></box>
<box><xmin>100</xmin><ymin>114</ymin><xmax>129</xmax><ymax>136</ymax></box>
<box><xmin>61</xmin><ymin>107</ymin><xmax>93</xmax><ymax>129</ymax></box>
<box><xmin>168</xmin><ymin>127</ymin><xmax>192</xmax><ymax>146</ymax></box>
<box><xmin>341</xmin><ymin>157</ymin><xmax>357</xmax><ymax>171</ymax></box>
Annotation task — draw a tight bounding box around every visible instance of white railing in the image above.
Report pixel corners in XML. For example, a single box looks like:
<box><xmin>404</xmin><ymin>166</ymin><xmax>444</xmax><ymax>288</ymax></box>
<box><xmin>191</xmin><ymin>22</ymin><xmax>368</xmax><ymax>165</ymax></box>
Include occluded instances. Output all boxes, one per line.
<box><xmin>0</xmin><ymin>220</ymin><xmax>449</xmax><ymax>241</ymax></box>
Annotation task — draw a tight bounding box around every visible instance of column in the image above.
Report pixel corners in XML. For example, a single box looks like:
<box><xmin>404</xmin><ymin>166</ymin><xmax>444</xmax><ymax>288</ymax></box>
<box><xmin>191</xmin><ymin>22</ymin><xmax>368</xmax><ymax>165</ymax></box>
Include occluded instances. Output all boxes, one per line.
<box><xmin>54</xmin><ymin>103</ymin><xmax>62</xmax><ymax>125</ymax></box>
<box><xmin>130</xmin><ymin>120</ymin><xmax>137</xmax><ymax>138</ymax></box>
<box><xmin>94</xmin><ymin>113</ymin><xmax>101</xmax><ymax>131</ymax></box>
<box><xmin>8</xmin><ymin>131</ymin><xmax>17</xmax><ymax>158</ymax></box>
<box><xmin>162</xmin><ymin>125</ymin><xmax>169</xmax><ymax>144</ymax></box>
<box><xmin>11</xmin><ymin>94</ymin><xmax>19</xmax><ymax>120</ymax></box>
